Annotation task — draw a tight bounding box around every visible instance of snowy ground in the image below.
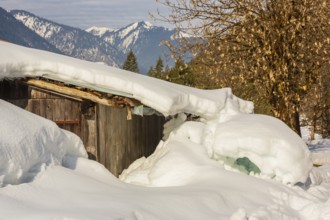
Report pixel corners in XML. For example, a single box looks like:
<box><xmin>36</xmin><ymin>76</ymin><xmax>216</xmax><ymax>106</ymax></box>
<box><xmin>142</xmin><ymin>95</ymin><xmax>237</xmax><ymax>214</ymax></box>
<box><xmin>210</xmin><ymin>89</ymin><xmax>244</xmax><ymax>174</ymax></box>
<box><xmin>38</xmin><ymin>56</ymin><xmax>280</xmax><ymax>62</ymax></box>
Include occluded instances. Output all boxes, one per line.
<box><xmin>0</xmin><ymin>101</ymin><xmax>329</xmax><ymax>220</ymax></box>
<box><xmin>0</xmin><ymin>42</ymin><xmax>330</xmax><ymax>219</ymax></box>
<box><xmin>302</xmin><ymin>127</ymin><xmax>330</xmax><ymax>167</ymax></box>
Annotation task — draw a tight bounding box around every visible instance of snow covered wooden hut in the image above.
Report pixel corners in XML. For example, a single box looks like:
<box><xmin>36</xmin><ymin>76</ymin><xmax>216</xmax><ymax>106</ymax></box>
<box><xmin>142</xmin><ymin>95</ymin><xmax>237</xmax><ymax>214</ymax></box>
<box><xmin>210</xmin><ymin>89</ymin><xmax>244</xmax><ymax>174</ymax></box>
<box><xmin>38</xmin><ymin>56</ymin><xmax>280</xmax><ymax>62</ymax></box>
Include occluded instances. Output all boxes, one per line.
<box><xmin>0</xmin><ymin>78</ymin><xmax>165</xmax><ymax>176</ymax></box>
<box><xmin>0</xmin><ymin>41</ymin><xmax>255</xmax><ymax>177</ymax></box>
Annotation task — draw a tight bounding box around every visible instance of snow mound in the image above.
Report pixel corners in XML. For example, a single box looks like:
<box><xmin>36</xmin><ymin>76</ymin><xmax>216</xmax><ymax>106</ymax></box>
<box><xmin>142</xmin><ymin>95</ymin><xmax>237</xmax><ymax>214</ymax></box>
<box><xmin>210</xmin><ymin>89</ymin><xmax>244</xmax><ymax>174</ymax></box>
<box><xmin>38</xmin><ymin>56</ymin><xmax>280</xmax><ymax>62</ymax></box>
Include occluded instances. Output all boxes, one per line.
<box><xmin>121</xmin><ymin>114</ymin><xmax>312</xmax><ymax>185</ymax></box>
<box><xmin>210</xmin><ymin>114</ymin><xmax>312</xmax><ymax>184</ymax></box>
<box><xmin>0</xmin><ymin>100</ymin><xmax>87</xmax><ymax>186</ymax></box>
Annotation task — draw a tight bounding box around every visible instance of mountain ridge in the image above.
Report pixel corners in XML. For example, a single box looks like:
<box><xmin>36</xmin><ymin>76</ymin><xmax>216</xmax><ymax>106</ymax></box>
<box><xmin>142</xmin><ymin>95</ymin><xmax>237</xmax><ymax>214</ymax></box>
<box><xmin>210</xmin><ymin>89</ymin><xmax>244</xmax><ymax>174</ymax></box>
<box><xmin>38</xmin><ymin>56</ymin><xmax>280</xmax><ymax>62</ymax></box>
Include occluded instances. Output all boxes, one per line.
<box><xmin>86</xmin><ymin>21</ymin><xmax>177</xmax><ymax>73</ymax></box>
<box><xmin>0</xmin><ymin>7</ymin><xmax>61</xmax><ymax>54</ymax></box>
<box><xmin>11</xmin><ymin>10</ymin><xmax>123</xmax><ymax>67</ymax></box>
<box><xmin>5</xmin><ymin>9</ymin><xmax>177</xmax><ymax>73</ymax></box>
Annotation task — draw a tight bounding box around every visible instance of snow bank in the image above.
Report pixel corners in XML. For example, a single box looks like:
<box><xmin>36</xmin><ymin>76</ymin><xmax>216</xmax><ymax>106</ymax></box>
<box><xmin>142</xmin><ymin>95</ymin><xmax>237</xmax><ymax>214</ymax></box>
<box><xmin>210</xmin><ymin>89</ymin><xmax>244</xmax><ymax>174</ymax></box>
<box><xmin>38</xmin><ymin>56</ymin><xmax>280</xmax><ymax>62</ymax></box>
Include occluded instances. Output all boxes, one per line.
<box><xmin>121</xmin><ymin>114</ymin><xmax>312</xmax><ymax>185</ymax></box>
<box><xmin>0</xmin><ymin>100</ymin><xmax>87</xmax><ymax>186</ymax></box>
<box><xmin>0</xmin><ymin>41</ymin><xmax>253</xmax><ymax>119</ymax></box>
<box><xmin>210</xmin><ymin>114</ymin><xmax>312</xmax><ymax>184</ymax></box>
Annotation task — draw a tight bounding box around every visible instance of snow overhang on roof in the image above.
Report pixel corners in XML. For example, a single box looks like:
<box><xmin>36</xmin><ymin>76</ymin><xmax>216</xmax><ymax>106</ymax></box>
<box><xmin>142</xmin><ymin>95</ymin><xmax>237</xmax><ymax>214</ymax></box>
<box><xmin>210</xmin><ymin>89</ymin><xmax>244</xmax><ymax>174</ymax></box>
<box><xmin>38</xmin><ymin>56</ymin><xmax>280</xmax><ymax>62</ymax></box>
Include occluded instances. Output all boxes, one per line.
<box><xmin>0</xmin><ymin>41</ymin><xmax>254</xmax><ymax>119</ymax></box>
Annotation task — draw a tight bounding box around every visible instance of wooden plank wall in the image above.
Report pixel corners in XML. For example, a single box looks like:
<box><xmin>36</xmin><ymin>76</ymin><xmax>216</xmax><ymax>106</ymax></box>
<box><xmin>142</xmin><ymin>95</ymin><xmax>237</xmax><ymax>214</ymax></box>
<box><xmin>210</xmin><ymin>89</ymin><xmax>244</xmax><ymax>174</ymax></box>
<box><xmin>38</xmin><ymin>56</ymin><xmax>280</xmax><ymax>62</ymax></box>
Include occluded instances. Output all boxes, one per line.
<box><xmin>80</xmin><ymin>104</ymin><xmax>97</xmax><ymax>160</ymax></box>
<box><xmin>97</xmin><ymin>104</ymin><xmax>165</xmax><ymax>177</ymax></box>
<box><xmin>27</xmin><ymin>88</ymin><xmax>98</xmax><ymax>160</ymax></box>
<box><xmin>27</xmin><ymin>88</ymin><xmax>82</xmax><ymax>136</ymax></box>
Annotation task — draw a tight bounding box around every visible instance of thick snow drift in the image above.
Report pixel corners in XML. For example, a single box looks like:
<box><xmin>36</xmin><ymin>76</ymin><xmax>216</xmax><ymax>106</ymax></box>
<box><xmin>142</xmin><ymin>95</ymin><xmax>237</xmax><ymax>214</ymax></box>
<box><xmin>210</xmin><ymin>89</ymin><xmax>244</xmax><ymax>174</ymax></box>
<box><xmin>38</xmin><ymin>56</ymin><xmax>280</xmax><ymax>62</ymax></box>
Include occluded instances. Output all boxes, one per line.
<box><xmin>0</xmin><ymin>100</ymin><xmax>87</xmax><ymax>186</ymax></box>
<box><xmin>120</xmin><ymin>114</ymin><xmax>312</xmax><ymax>185</ymax></box>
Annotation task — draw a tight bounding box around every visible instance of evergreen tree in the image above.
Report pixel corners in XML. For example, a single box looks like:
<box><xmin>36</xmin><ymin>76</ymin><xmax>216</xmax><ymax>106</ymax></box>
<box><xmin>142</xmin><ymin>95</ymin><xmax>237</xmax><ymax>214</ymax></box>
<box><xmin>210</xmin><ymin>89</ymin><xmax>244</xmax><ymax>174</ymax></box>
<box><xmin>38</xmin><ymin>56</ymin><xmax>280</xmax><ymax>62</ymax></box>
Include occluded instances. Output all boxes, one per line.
<box><xmin>147</xmin><ymin>66</ymin><xmax>156</xmax><ymax>77</ymax></box>
<box><xmin>155</xmin><ymin>57</ymin><xmax>164</xmax><ymax>74</ymax></box>
<box><xmin>122</xmin><ymin>50</ymin><xmax>139</xmax><ymax>73</ymax></box>
<box><xmin>164</xmin><ymin>58</ymin><xmax>194</xmax><ymax>86</ymax></box>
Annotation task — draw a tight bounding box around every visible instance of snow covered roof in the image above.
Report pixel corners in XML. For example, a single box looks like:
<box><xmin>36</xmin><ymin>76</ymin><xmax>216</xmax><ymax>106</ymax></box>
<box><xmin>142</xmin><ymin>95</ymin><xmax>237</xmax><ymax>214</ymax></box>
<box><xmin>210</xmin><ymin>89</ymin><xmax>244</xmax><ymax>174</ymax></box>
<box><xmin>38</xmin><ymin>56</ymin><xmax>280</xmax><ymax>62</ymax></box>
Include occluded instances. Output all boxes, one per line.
<box><xmin>0</xmin><ymin>41</ymin><xmax>253</xmax><ymax>119</ymax></box>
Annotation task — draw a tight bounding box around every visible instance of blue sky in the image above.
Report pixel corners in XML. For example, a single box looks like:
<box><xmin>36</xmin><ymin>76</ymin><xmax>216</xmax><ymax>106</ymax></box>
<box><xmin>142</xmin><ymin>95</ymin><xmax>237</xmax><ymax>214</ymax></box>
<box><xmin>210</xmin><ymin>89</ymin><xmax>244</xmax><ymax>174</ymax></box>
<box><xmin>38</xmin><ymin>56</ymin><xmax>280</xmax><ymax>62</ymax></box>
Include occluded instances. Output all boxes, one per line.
<box><xmin>0</xmin><ymin>0</ymin><xmax>171</xmax><ymax>29</ymax></box>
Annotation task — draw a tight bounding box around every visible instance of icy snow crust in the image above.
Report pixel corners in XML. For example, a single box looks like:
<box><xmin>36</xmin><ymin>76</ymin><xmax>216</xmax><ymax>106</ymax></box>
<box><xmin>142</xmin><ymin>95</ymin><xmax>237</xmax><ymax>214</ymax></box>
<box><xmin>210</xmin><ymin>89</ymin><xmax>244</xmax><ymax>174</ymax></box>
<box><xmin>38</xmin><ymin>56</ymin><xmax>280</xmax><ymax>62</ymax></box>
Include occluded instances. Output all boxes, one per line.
<box><xmin>1</xmin><ymin>42</ymin><xmax>327</xmax><ymax>219</ymax></box>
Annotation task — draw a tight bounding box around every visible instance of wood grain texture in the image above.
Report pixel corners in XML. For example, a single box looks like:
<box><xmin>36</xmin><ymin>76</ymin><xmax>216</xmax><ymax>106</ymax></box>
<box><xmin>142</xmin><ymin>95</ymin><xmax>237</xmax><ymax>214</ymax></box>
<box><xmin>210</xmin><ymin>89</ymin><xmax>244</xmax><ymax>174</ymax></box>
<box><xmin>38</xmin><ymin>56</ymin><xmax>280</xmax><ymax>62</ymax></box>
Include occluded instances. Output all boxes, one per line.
<box><xmin>97</xmin><ymin>104</ymin><xmax>165</xmax><ymax>176</ymax></box>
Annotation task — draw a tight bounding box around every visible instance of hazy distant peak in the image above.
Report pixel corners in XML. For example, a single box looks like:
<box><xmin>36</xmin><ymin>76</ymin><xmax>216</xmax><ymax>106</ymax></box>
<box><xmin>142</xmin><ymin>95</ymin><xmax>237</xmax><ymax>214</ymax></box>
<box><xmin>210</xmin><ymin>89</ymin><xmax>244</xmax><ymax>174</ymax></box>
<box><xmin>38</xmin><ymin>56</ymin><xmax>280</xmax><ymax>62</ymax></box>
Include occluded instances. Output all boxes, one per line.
<box><xmin>138</xmin><ymin>21</ymin><xmax>153</xmax><ymax>29</ymax></box>
<box><xmin>85</xmin><ymin>26</ymin><xmax>116</xmax><ymax>37</ymax></box>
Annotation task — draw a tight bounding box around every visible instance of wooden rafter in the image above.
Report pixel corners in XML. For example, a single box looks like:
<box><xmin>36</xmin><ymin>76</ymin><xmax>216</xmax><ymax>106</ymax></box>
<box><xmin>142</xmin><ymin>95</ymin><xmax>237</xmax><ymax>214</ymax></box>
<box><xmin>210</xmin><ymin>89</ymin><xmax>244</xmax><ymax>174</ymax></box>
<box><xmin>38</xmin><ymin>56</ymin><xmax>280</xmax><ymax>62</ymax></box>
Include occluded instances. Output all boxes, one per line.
<box><xmin>26</xmin><ymin>79</ymin><xmax>138</xmax><ymax>107</ymax></box>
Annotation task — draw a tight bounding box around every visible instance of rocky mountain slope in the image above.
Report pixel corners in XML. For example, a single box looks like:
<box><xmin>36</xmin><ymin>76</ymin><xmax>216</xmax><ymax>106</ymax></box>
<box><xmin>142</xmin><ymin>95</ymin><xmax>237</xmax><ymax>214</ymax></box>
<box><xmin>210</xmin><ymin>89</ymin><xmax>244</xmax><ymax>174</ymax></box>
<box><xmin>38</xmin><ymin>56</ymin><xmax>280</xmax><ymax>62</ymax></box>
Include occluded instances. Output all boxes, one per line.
<box><xmin>0</xmin><ymin>7</ymin><xmax>61</xmax><ymax>54</ymax></box>
<box><xmin>6</xmin><ymin>9</ymin><xmax>177</xmax><ymax>73</ymax></box>
<box><xmin>11</xmin><ymin>10</ymin><xmax>123</xmax><ymax>67</ymax></box>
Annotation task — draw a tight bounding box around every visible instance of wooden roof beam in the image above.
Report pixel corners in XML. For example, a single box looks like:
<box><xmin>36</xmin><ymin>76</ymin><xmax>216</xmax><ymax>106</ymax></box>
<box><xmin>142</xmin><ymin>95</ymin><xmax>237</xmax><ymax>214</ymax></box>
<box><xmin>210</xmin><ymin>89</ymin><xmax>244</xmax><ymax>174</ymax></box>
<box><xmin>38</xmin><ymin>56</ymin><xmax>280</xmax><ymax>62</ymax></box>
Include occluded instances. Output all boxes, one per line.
<box><xmin>26</xmin><ymin>79</ymin><xmax>128</xmax><ymax>107</ymax></box>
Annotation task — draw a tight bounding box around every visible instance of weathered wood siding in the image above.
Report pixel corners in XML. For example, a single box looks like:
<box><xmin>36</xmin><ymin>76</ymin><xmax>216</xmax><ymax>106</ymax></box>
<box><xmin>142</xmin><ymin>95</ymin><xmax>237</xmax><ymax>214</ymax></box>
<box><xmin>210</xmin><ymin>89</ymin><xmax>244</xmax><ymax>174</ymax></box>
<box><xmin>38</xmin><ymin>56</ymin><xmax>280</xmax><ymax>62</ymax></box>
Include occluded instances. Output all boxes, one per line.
<box><xmin>97</xmin><ymin>104</ymin><xmax>165</xmax><ymax>176</ymax></box>
<box><xmin>27</xmin><ymin>88</ymin><xmax>82</xmax><ymax>136</ymax></box>
<box><xmin>26</xmin><ymin>88</ymin><xmax>98</xmax><ymax>159</ymax></box>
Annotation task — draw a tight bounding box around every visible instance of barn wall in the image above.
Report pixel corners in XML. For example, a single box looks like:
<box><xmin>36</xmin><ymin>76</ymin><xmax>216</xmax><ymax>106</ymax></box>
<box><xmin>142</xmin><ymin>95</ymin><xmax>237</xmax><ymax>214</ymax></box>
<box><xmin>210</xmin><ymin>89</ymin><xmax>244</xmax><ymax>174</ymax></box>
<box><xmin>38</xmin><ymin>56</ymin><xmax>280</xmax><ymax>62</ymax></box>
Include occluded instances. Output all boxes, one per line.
<box><xmin>28</xmin><ymin>88</ymin><xmax>82</xmax><ymax>136</ymax></box>
<box><xmin>97</xmin><ymin>104</ymin><xmax>165</xmax><ymax>177</ymax></box>
<box><xmin>27</xmin><ymin>88</ymin><xmax>98</xmax><ymax>160</ymax></box>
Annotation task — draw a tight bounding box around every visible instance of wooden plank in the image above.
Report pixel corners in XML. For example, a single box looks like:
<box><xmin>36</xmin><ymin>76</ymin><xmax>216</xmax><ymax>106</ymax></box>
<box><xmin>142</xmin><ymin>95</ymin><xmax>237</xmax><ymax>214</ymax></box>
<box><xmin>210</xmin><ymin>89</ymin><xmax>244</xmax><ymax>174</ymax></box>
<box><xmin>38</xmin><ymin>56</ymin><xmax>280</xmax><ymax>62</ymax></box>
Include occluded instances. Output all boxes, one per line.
<box><xmin>97</xmin><ymin>104</ymin><xmax>107</xmax><ymax>166</ymax></box>
<box><xmin>111</xmin><ymin>106</ymin><xmax>126</xmax><ymax>176</ymax></box>
<box><xmin>96</xmin><ymin>104</ymin><xmax>165</xmax><ymax>177</ymax></box>
<box><xmin>31</xmin><ymin>88</ymin><xmax>60</xmax><ymax>99</ymax></box>
<box><xmin>27</xmin><ymin>79</ymin><xmax>120</xmax><ymax>107</ymax></box>
<box><xmin>39</xmin><ymin>99</ymin><xmax>47</xmax><ymax>118</ymax></box>
<box><xmin>81</xmin><ymin>110</ymin><xmax>97</xmax><ymax>160</ymax></box>
<box><xmin>52</xmin><ymin>99</ymin><xmax>62</xmax><ymax>121</ymax></box>
<box><xmin>28</xmin><ymin>99</ymin><xmax>41</xmax><ymax>116</ymax></box>
<box><xmin>45</xmin><ymin>99</ymin><xmax>55</xmax><ymax>120</ymax></box>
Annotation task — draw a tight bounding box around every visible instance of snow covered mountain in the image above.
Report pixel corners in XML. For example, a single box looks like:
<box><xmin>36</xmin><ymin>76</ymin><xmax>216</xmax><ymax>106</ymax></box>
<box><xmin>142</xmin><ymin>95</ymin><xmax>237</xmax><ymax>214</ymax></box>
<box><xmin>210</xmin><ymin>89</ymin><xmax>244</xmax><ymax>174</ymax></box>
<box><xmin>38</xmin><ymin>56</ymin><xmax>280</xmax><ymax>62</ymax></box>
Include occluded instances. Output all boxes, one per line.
<box><xmin>86</xmin><ymin>22</ymin><xmax>177</xmax><ymax>73</ymax></box>
<box><xmin>86</xmin><ymin>26</ymin><xmax>116</xmax><ymax>38</ymax></box>
<box><xmin>6</xmin><ymin>8</ymin><xmax>177</xmax><ymax>73</ymax></box>
<box><xmin>11</xmin><ymin>10</ymin><xmax>124</xmax><ymax>67</ymax></box>
<box><xmin>0</xmin><ymin>7</ymin><xmax>60</xmax><ymax>54</ymax></box>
